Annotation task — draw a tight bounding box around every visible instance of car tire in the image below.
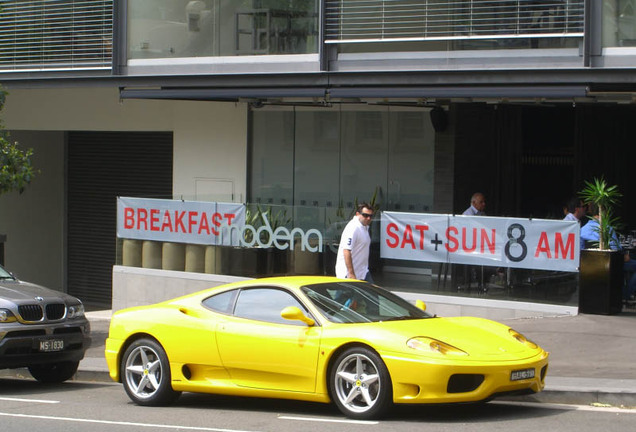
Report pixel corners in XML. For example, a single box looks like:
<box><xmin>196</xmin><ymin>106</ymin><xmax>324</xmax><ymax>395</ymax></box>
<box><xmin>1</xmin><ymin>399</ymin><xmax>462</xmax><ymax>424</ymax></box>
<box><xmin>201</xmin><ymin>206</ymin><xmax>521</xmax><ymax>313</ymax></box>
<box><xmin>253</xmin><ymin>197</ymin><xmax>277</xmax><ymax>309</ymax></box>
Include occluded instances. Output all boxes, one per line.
<box><xmin>121</xmin><ymin>338</ymin><xmax>181</xmax><ymax>406</ymax></box>
<box><xmin>328</xmin><ymin>346</ymin><xmax>392</xmax><ymax>419</ymax></box>
<box><xmin>28</xmin><ymin>361</ymin><xmax>79</xmax><ymax>383</ymax></box>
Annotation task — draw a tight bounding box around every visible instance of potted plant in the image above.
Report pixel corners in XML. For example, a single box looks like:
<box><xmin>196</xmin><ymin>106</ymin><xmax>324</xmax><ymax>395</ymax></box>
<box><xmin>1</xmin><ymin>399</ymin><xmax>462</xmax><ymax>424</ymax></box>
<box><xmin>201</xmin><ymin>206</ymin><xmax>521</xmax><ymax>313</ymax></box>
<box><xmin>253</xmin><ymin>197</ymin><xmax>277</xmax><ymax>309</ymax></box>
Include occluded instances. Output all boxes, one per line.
<box><xmin>577</xmin><ymin>177</ymin><xmax>624</xmax><ymax>315</ymax></box>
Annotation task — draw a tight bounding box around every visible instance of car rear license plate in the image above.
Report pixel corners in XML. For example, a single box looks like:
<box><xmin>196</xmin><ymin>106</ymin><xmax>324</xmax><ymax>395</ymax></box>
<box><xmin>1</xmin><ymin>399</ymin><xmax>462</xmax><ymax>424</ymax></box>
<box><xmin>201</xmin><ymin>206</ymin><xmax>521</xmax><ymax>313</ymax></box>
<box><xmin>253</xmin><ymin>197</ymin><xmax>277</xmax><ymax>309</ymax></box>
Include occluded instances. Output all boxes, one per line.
<box><xmin>39</xmin><ymin>339</ymin><xmax>64</xmax><ymax>352</ymax></box>
<box><xmin>510</xmin><ymin>368</ymin><xmax>535</xmax><ymax>381</ymax></box>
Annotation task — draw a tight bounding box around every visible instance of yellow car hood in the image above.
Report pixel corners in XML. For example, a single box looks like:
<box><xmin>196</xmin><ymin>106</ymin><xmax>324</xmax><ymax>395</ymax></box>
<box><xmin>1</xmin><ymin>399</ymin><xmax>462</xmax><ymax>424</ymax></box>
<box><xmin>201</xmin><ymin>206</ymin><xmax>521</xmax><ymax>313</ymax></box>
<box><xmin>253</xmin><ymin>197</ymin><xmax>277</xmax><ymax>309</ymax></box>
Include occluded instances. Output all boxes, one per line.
<box><xmin>323</xmin><ymin>316</ymin><xmax>543</xmax><ymax>362</ymax></box>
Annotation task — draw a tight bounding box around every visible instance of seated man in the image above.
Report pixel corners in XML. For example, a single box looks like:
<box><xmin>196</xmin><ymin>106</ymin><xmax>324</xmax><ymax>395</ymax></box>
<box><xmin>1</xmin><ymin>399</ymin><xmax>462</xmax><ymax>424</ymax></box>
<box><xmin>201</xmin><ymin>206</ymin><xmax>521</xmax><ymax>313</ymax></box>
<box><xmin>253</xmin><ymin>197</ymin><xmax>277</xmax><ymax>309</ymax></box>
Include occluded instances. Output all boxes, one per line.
<box><xmin>563</xmin><ymin>196</ymin><xmax>587</xmax><ymax>224</ymax></box>
<box><xmin>581</xmin><ymin>203</ymin><xmax>636</xmax><ymax>302</ymax></box>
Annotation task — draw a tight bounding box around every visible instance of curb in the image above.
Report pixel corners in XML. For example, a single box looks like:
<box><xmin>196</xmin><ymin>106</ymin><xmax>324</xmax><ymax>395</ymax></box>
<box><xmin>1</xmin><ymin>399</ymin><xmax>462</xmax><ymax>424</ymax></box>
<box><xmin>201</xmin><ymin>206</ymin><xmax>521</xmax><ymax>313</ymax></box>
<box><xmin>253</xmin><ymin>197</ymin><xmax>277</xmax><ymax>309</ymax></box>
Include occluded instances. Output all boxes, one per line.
<box><xmin>0</xmin><ymin>366</ymin><xmax>113</xmax><ymax>384</ymax></box>
<box><xmin>507</xmin><ymin>390</ymin><xmax>636</xmax><ymax>408</ymax></box>
<box><xmin>502</xmin><ymin>377</ymin><xmax>636</xmax><ymax>408</ymax></box>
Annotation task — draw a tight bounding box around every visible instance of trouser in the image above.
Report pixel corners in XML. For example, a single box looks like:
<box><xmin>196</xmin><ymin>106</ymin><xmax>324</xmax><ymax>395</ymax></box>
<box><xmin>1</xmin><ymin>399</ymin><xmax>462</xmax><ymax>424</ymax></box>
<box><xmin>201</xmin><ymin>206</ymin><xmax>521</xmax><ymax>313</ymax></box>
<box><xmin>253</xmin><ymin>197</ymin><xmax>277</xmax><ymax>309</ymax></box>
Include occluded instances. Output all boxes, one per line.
<box><xmin>623</xmin><ymin>259</ymin><xmax>636</xmax><ymax>300</ymax></box>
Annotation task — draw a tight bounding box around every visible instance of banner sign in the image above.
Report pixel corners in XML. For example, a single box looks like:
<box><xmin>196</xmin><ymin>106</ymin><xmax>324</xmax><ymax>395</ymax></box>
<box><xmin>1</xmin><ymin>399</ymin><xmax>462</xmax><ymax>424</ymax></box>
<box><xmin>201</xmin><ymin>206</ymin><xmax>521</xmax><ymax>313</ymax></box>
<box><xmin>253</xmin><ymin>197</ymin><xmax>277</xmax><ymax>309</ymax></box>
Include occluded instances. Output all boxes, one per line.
<box><xmin>117</xmin><ymin>197</ymin><xmax>246</xmax><ymax>246</ymax></box>
<box><xmin>381</xmin><ymin>212</ymin><xmax>580</xmax><ymax>272</ymax></box>
<box><xmin>117</xmin><ymin>197</ymin><xmax>323</xmax><ymax>251</ymax></box>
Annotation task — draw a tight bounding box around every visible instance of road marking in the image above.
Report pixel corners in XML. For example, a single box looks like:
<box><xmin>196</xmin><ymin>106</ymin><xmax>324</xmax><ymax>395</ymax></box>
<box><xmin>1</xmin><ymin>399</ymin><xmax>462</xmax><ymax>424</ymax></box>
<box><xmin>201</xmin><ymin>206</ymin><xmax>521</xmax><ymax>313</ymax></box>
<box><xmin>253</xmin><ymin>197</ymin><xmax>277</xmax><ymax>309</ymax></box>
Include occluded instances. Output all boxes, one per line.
<box><xmin>278</xmin><ymin>415</ymin><xmax>378</xmax><ymax>425</ymax></box>
<box><xmin>0</xmin><ymin>397</ymin><xmax>59</xmax><ymax>404</ymax></box>
<box><xmin>493</xmin><ymin>400</ymin><xmax>636</xmax><ymax>414</ymax></box>
<box><xmin>0</xmin><ymin>412</ymin><xmax>263</xmax><ymax>431</ymax></box>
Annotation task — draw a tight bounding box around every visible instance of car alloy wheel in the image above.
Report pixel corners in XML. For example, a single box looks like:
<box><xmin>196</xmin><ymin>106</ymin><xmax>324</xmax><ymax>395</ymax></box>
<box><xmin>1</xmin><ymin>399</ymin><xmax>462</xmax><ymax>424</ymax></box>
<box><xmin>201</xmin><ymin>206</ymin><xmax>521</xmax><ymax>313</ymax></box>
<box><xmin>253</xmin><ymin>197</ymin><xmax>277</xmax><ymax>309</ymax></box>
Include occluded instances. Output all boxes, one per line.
<box><xmin>121</xmin><ymin>338</ymin><xmax>180</xmax><ymax>406</ymax></box>
<box><xmin>329</xmin><ymin>346</ymin><xmax>392</xmax><ymax>419</ymax></box>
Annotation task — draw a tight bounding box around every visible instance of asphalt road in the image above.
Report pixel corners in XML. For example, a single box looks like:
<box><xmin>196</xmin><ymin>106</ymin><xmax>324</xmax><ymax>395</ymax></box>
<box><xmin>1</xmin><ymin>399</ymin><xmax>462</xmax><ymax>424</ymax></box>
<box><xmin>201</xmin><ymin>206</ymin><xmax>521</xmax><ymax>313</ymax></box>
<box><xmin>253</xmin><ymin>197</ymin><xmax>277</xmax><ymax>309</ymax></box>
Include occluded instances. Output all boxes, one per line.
<box><xmin>1</xmin><ymin>377</ymin><xmax>634</xmax><ymax>432</ymax></box>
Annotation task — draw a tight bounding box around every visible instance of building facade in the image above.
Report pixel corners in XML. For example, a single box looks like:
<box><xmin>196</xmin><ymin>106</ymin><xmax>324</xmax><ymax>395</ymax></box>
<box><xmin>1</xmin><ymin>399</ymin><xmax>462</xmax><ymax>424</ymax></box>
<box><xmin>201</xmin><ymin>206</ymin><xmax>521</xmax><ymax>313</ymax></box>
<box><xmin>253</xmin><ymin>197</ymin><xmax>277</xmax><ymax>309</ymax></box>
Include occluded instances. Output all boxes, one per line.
<box><xmin>1</xmin><ymin>1</ymin><xmax>634</xmax><ymax>315</ymax></box>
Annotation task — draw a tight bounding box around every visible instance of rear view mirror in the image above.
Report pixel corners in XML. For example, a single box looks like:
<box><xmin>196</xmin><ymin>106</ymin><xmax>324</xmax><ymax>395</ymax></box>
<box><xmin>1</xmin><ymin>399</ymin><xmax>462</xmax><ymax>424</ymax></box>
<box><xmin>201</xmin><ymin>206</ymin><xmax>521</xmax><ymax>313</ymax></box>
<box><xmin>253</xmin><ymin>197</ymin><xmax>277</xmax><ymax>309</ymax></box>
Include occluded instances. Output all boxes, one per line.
<box><xmin>281</xmin><ymin>306</ymin><xmax>315</xmax><ymax>326</ymax></box>
<box><xmin>415</xmin><ymin>300</ymin><xmax>427</xmax><ymax>311</ymax></box>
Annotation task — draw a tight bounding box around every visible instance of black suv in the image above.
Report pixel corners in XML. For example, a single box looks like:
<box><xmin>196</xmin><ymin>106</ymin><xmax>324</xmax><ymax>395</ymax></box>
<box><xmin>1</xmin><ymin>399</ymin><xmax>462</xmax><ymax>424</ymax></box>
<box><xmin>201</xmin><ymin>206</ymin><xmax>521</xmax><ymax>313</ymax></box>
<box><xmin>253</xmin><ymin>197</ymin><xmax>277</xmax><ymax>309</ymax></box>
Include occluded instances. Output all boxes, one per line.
<box><xmin>0</xmin><ymin>264</ymin><xmax>91</xmax><ymax>382</ymax></box>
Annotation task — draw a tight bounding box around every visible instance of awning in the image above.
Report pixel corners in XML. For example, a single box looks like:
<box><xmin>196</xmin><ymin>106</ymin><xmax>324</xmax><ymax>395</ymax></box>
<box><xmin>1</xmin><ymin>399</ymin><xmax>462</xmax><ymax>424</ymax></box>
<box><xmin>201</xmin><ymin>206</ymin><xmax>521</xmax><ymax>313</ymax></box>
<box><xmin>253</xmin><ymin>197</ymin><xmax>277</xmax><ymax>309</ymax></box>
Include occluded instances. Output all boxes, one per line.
<box><xmin>328</xmin><ymin>86</ymin><xmax>589</xmax><ymax>99</ymax></box>
<box><xmin>119</xmin><ymin>87</ymin><xmax>326</xmax><ymax>101</ymax></box>
<box><xmin>119</xmin><ymin>85</ymin><xmax>589</xmax><ymax>102</ymax></box>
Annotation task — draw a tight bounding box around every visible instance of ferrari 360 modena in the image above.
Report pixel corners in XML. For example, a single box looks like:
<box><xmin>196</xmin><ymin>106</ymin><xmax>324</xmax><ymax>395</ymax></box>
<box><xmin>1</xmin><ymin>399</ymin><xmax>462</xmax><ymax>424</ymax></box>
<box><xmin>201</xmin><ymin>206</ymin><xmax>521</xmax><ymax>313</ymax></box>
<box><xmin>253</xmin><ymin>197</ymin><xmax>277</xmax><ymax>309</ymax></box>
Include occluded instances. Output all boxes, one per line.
<box><xmin>105</xmin><ymin>276</ymin><xmax>548</xmax><ymax>419</ymax></box>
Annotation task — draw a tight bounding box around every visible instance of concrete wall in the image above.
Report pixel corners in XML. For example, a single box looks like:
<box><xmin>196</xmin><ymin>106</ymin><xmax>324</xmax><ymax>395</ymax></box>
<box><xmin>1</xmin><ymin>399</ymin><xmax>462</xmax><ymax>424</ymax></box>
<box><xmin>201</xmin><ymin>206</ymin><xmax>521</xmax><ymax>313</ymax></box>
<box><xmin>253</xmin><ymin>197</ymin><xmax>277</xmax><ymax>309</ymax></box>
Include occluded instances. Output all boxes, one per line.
<box><xmin>0</xmin><ymin>131</ymin><xmax>65</xmax><ymax>289</ymax></box>
<box><xmin>1</xmin><ymin>86</ymin><xmax>247</xmax><ymax>290</ymax></box>
<box><xmin>397</xmin><ymin>291</ymin><xmax>578</xmax><ymax>320</ymax></box>
<box><xmin>112</xmin><ymin>265</ymin><xmax>250</xmax><ymax>312</ymax></box>
<box><xmin>112</xmin><ymin>266</ymin><xmax>577</xmax><ymax>318</ymax></box>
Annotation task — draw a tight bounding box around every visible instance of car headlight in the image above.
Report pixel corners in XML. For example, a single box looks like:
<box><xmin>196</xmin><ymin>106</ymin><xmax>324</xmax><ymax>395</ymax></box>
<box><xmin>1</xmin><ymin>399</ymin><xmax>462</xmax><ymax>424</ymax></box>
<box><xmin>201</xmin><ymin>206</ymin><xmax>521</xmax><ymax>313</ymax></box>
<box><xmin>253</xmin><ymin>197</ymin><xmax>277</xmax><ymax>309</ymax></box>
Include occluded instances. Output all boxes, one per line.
<box><xmin>509</xmin><ymin>329</ymin><xmax>538</xmax><ymax>349</ymax></box>
<box><xmin>407</xmin><ymin>337</ymin><xmax>468</xmax><ymax>356</ymax></box>
<box><xmin>0</xmin><ymin>309</ymin><xmax>17</xmax><ymax>323</ymax></box>
<box><xmin>67</xmin><ymin>304</ymin><xmax>85</xmax><ymax>319</ymax></box>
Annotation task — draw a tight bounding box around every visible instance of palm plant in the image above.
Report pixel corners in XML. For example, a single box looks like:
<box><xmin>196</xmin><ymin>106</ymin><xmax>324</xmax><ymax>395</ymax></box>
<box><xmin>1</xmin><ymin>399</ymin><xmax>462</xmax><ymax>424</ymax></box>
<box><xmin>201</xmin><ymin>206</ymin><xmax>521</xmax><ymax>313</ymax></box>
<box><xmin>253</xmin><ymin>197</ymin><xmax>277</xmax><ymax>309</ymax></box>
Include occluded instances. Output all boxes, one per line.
<box><xmin>578</xmin><ymin>177</ymin><xmax>622</xmax><ymax>250</ymax></box>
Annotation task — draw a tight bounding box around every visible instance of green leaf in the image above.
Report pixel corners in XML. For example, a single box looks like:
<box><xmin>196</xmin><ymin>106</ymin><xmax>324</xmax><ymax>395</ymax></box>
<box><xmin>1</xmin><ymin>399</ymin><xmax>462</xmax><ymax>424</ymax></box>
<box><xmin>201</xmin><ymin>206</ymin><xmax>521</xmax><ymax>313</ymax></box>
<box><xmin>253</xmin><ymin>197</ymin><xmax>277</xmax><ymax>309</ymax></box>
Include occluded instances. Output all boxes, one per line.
<box><xmin>0</xmin><ymin>137</ymin><xmax>36</xmax><ymax>196</ymax></box>
<box><xmin>579</xmin><ymin>177</ymin><xmax>622</xmax><ymax>250</ymax></box>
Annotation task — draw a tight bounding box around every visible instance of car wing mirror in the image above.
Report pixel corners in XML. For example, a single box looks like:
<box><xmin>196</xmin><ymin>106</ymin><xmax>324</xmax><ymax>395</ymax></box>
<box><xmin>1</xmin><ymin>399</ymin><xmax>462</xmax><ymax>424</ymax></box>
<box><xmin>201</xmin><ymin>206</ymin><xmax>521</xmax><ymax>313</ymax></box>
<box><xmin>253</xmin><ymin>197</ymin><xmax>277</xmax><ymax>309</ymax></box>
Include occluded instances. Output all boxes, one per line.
<box><xmin>281</xmin><ymin>306</ymin><xmax>315</xmax><ymax>326</ymax></box>
<box><xmin>415</xmin><ymin>300</ymin><xmax>427</xmax><ymax>311</ymax></box>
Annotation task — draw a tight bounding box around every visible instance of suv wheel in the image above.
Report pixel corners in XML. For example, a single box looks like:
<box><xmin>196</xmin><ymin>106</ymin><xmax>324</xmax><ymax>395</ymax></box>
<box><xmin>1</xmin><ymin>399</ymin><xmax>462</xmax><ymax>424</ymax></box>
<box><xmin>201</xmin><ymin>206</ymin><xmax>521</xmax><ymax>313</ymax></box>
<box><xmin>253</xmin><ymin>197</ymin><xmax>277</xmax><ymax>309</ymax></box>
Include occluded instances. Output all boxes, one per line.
<box><xmin>28</xmin><ymin>361</ymin><xmax>79</xmax><ymax>383</ymax></box>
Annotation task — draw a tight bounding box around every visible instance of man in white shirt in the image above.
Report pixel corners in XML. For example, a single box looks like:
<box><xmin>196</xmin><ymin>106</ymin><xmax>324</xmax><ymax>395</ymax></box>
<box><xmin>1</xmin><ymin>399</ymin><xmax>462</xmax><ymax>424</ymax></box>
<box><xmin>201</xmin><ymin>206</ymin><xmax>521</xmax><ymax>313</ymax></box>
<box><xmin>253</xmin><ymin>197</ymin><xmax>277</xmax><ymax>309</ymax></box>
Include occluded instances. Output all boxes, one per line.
<box><xmin>463</xmin><ymin>192</ymin><xmax>486</xmax><ymax>216</ymax></box>
<box><xmin>336</xmin><ymin>203</ymin><xmax>374</xmax><ymax>282</ymax></box>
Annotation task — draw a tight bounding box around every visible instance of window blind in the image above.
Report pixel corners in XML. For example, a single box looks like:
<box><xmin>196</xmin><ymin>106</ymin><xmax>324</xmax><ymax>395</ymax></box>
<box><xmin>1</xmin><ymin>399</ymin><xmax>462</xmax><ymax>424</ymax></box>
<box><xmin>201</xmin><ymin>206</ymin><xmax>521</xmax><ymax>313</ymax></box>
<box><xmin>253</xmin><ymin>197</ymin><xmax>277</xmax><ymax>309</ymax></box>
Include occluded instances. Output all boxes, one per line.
<box><xmin>0</xmin><ymin>0</ymin><xmax>113</xmax><ymax>71</ymax></box>
<box><xmin>325</xmin><ymin>0</ymin><xmax>585</xmax><ymax>43</ymax></box>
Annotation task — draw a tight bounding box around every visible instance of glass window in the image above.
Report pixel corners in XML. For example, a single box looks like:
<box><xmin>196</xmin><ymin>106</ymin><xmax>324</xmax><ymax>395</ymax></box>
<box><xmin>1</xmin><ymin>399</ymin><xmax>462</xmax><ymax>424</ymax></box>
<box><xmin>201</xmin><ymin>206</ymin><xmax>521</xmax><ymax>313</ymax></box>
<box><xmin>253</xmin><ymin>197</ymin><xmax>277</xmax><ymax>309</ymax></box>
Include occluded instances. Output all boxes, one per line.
<box><xmin>603</xmin><ymin>0</ymin><xmax>636</xmax><ymax>47</ymax></box>
<box><xmin>388</xmin><ymin>110</ymin><xmax>435</xmax><ymax>213</ymax></box>
<box><xmin>249</xmin><ymin>105</ymin><xmax>436</xmax><ymax>228</ymax></box>
<box><xmin>292</xmin><ymin>109</ymin><xmax>341</xmax><ymax>232</ymax></box>
<box><xmin>294</xmin><ymin>110</ymin><xmax>340</xmax><ymax>210</ymax></box>
<box><xmin>301</xmin><ymin>281</ymin><xmax>431</xmax><ymax>323</ymax></box>
<box><xmin>328</xmin><ymin>0</ymin><xmax>583</xmax><ymax>52</ymax></box>
<box><xmin>127</xmin><ymin>0</ymin><xmax>319</xmax><ymax>59</ymax></box>
<box><xmin>202</xmin><ymin>289</ymin><xmax>238</xmax><ymax>314</ymax></box>
<box><xmin>0</xmin><ymin>0</ymin><xmax>113</xmax><ymax>71</ymax></box>
<box><xmin>234</xmin><ymin>288</ymin><xmax>307</xmax><ymax>324</ymax></box>
<box><xmin>340</xmin><ymin>109</ymin><xmax>388</xmax><ymax>211</ymax></box>
<box><xmin>0</xmin><ymin>265</ymin><xmax>15</xmax><ymax>280</ymax></box>
<box><xmin>250</xmin><ymin>109</ymin><xmax>294</xmax><ymax>207</ymax></box>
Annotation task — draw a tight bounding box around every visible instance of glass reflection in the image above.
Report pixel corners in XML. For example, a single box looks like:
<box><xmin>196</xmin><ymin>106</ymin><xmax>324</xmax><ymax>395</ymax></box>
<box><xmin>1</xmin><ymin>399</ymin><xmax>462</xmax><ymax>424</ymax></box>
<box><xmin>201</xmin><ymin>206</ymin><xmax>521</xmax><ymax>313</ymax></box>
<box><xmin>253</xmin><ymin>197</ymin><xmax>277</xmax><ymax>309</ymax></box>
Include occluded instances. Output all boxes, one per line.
<box><xmin>128</xmin><ymin>0</ymin><xmax>319</xmax><ymax>59</ymax></box>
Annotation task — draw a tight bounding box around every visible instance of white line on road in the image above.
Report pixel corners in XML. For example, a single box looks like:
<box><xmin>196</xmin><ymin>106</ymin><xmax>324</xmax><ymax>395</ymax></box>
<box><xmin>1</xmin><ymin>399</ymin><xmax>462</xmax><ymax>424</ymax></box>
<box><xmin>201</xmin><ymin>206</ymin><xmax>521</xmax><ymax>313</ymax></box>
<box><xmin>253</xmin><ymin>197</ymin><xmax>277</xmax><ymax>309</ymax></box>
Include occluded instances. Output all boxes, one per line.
<box><xmin>493</xmin><ymin>400</ymin><xmax>636</xmax><ymax>414</ymax></box>
<box><xmin>0</xmin><ymin>397</ymin><xmax>60</xmax><ymax>404</ymax></box>
<box><xmin>0</xmin><ymin>412</ymin><xmax>264</xmax><ymax>431</ymax></box>
<box><xmin>278</xmin><ymin>415</ymin><xmax>378</xmax><ymax>425</ymax></box>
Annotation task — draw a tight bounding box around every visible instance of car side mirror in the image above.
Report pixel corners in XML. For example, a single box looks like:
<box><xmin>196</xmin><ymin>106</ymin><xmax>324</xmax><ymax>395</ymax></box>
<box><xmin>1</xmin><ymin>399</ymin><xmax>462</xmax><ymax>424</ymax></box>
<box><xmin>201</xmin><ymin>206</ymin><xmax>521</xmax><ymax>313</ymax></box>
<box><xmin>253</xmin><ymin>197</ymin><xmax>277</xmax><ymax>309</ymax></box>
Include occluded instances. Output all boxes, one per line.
<box><xmin>415</xmin><ymin>300</ymin><xmax>426</xmax><ymax>311</ymax></box>
<box><xmin>281</xmin><ymin>306</ymin><xmax>315</xmax><ymax>326</ymax></box>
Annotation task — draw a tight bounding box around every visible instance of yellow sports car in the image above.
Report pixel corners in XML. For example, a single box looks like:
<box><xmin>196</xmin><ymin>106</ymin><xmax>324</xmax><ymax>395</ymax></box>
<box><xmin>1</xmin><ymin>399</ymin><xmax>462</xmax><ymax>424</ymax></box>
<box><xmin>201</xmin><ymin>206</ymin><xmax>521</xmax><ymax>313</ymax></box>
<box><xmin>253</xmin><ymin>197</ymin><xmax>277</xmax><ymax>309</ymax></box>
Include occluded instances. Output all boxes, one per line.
<box><xmin>105</xmin><ymin>276</ymin><xmax>548</xmax><ymax>419</ymax></box>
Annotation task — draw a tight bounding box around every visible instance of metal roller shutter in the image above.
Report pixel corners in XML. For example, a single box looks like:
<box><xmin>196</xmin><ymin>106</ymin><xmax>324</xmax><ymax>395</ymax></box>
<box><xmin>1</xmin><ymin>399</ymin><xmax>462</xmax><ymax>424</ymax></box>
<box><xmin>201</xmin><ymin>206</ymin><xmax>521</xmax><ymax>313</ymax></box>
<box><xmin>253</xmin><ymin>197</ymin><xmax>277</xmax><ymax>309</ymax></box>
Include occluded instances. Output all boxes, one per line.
<box><xmin>67</xmin><ymin>131</ymin><xmax>173</xmax><ymax>307</ymax></box>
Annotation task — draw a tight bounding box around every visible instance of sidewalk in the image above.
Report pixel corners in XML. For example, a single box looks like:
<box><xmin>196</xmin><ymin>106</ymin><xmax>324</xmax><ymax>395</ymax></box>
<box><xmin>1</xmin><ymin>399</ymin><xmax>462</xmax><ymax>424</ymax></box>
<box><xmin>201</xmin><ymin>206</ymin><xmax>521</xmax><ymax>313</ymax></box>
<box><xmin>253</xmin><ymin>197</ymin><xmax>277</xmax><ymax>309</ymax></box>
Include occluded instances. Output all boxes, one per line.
<box><xmin>5</xmin><ymin>308</ymin><xmax>636</xmax><ymax>408</ymax></box>
<box><xmin>499</xmin><ymin>309</ymin><xmax>636</xmax><ymax>408</ymax></box>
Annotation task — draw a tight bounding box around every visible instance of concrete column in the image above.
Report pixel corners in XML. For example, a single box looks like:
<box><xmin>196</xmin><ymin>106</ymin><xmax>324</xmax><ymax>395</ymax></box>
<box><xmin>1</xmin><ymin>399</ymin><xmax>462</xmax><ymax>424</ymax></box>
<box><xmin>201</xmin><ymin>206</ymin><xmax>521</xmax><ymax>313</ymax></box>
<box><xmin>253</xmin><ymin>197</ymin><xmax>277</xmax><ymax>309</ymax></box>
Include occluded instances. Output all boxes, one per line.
<box><xmin>205</xmin><ymin>246</ymin><xmax>222</xmax><ymax>274</ymax></box>
<box><xmin>185</xmin><ymin>244</ymin><xmax>205</xmax><ymax>273</ymax></box>
<box><xmin>122</xmin><ymin>239</ymin><xmax>142</xmax><ymax>267</ymax></box>
<box><xmin>142</xmin><ymin>241</ymin><xmax>162</xmax><ymax>269</ymax></box>
<box><xmin>163</xmin><ymin>242</ymin><xmax>185</xmax><ymax>271</ymax></box>
<box><xmin>293</xmin><ymin>240</ymin><xmax>320</xmax><ymax>275</ymax></box>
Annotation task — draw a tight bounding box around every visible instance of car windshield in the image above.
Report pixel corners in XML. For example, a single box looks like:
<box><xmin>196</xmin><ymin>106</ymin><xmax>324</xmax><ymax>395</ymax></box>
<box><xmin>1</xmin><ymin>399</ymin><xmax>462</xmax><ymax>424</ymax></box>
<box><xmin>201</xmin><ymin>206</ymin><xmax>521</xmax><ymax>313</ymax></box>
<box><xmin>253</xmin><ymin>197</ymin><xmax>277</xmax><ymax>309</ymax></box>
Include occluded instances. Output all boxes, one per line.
<box><xmin>0</xmin><ymin>265</ymin><xmax>15</xmax><ymax>280</ymax></box>
<box><xmin>301</xmin><ymin>281</ymin><xmax>432</xmax><ymax>324</ymax></box>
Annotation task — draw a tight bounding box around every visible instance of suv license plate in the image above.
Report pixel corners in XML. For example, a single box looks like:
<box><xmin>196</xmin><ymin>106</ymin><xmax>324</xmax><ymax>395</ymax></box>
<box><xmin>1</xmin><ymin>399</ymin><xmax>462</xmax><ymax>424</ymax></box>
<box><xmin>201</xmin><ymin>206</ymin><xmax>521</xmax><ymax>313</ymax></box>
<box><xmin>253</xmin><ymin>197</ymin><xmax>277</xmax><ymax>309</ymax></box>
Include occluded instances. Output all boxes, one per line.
<box><xmin>39</xmin><ymin>339</ymin><xmax>64</xmax><ymax>352</ymax></box>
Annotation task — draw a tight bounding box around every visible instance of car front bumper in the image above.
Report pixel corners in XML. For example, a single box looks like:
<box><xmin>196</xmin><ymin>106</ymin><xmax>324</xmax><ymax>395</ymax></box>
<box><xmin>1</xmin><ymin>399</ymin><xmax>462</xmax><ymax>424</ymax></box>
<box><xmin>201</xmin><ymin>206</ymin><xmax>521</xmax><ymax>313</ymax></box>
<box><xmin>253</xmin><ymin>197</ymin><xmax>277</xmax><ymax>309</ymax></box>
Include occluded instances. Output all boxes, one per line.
<box><xmin>0</xmin><ymin>319</ymin><xmax>91</xmax><ymax>369</ymax></box>
<box><xmin>383</xmin><ymin>349</ymin><xmax>549</xmax><ymax>404</ymax></box>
